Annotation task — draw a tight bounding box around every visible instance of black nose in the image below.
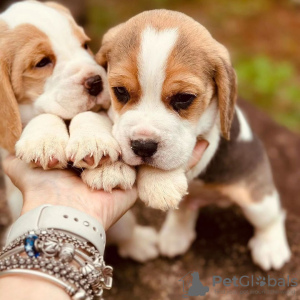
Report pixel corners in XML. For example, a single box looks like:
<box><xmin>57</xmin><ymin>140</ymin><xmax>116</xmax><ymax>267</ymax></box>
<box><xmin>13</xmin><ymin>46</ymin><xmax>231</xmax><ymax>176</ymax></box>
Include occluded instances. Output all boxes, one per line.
<box><xmin>85</xmin><ymin>75</ymin><xmax>103</xmax><ymax>96</ymax></box>
<box><xmin>131</xmin><ymin>140</ymin><xmax>158</xmax><ymax>158</ymax></box>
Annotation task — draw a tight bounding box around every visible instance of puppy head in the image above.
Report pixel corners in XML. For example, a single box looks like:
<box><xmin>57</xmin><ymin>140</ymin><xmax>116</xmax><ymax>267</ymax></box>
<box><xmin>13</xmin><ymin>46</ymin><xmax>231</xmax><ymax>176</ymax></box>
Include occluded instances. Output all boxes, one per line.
<box><xmin>0</xmin><ymin>1</ymin><xmax>110</xmax><ymax>152</ymax></box>
<box><xmin>97</xmin><ymin>10</ymin><xmax>237</xmax><ymax>170</ymax></box>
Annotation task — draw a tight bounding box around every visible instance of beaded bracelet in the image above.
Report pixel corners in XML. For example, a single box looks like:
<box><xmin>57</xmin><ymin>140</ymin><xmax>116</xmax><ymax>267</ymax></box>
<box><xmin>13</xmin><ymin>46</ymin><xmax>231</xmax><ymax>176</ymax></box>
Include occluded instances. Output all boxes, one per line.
<box><xmin>0</xmin><ymin>228</ymin><xmax>113</xmax><ymax>300</ymax></box>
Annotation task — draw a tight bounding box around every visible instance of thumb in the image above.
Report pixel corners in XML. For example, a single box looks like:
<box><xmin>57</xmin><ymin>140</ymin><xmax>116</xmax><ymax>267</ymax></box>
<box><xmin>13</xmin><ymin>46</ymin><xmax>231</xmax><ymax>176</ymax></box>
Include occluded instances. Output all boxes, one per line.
<box><xmin>2</xmin><ymin>155</ymin><xmax>30</xmax><ymax>189</ymax></box>
<box><xmin>188</xmin><ymin>139</ymin><xmax>209</xmax><ymax>170</ymax></box>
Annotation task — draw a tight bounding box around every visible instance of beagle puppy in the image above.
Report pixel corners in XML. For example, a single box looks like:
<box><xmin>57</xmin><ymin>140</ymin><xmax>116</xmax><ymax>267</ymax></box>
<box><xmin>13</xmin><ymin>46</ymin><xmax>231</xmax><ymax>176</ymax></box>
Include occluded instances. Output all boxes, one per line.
<box><xmin>93</xmin><ymin>10</ymin><xmax>291</xmax><ymax>270</ymax></box>
<box><xmin>0</xmin><ymin>1</ymin><xmax>127</xmax><ymax>219</ymax></box>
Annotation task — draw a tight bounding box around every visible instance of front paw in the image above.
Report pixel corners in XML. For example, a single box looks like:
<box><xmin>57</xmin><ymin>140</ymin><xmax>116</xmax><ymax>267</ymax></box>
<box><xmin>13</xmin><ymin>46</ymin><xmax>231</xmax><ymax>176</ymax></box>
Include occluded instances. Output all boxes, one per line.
<box><xmin>118</xmin><ymin>226</ymin><xmax>159</xmax><ymax>262</ymax></box>
<box><xmin>81</xmin><ymin>161</ymin><xmax>136</xmax><ymax>192</ymax></box>
<box><xmin>16</xmin><ymin>132</ymin><xmax>68</xmax><ymax>170</ymax></box>
<box><xmin>137</xmin><ymin>166</ymin><xmax>188</xmax><ymax>210</ymax></box>
<box><xmin>249</xmin><ymin>219</ymin><xmax>291</xmax><ymax>270</ymax></box>
<box><xmin>66</xmin><ymin>132</ymin><xmax>120</xmax><ymax>169</ymax></box>
<box><xmin>249</xmin><ymin>235</ymin><xmax>291</xmax><ymax>271</ymax></box>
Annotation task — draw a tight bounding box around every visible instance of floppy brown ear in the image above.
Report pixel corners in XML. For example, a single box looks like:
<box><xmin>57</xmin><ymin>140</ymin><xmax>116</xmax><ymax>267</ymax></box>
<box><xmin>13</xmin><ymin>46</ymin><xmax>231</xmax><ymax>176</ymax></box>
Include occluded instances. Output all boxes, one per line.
<box><xmin>0</xmin><ymin>27</ymin><xmax>22</xmax><ymax>153</ymax></box>
<box><xmin>214</xmin><ymin>58</ymin><xmax>237</xmax><ymax>140</ymax></box>
<box><xmin>95</xmin><ymin>23</ymin><xmax>125</xmax><ymax>69</ymax></box>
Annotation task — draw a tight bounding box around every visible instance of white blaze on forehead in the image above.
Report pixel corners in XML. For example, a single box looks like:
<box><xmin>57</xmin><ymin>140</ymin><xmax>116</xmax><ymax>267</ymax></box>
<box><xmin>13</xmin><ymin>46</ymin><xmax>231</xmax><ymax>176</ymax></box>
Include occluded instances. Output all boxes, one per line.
<box><xmin>1</xmin><ymin>1</ymin><xmax>81</xmax><ymax>56</ymax></box>
<box><xmin>138</xmin><ymin>26</ymin><xmax>178</xmax><ymax>102</ymax></box>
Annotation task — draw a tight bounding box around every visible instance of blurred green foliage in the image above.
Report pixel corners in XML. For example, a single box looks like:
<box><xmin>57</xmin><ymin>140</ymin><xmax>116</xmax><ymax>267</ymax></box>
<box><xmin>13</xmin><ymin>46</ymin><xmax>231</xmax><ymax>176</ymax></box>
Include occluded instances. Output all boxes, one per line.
<box><xmin>236</xmin><ymin>56</ymin><xmax>300</xmax><ymax>130</ymax></box>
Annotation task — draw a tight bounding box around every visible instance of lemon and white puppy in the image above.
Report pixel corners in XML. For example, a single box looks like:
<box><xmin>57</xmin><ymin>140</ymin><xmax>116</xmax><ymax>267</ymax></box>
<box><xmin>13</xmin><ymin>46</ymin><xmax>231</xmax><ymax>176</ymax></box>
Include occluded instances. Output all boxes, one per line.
<box><xmin>93</xmin><ymin>10</ymin><xmax>291</xmax><ymax>270</ymax></box>
<box><xmin>0</xmin><ymin>1</ymin><xmax>124</xmax><ymax>219</ymax></box>
<box><xmin>0</xmin><ymin>1</ymin><xmax>145</xmax><ymax>261</ymax></box>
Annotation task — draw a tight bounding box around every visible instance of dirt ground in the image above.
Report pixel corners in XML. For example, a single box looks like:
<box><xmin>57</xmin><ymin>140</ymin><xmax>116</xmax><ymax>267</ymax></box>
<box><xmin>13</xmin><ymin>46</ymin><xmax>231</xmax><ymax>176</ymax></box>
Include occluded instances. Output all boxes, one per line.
<box><xmin>0</xmin><ymin>100</ymin><xmax>299</xmax><ymax>300</ymax></box>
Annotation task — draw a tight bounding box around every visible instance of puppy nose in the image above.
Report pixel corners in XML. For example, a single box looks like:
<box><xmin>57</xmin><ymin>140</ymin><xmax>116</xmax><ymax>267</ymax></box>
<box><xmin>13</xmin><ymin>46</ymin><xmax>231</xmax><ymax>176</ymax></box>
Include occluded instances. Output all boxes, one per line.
<box><xmin>84</xmin><ymin>75</ymin><xmax>103</xmax><ymax>96</ymax></box>
<box><xmin>131</xmin><ymin>140</ymin><xmax>158</xmax><ymax>158</ymax></box>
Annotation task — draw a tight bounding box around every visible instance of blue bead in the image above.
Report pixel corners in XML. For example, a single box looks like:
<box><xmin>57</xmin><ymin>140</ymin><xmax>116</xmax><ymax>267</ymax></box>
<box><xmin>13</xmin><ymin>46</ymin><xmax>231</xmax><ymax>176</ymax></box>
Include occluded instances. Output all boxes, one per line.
<box><xmin>27</xmin><ymin>251</ymin><xmax>35</xmax><ymax>257</ymax></box>
<box><xmin>24</xmin><ymin>234</ymin><xmax>40</xmax><ymax>258</ymax></box>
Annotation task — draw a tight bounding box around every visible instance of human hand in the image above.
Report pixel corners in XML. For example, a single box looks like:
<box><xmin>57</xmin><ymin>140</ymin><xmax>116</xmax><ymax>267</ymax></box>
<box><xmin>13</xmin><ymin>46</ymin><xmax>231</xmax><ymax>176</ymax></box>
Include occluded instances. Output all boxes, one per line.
<box><xmin>3</xmin><ymin>155</ymin><xmax>137</xmax><ymax>230</ymax></box>
<box><xmin>188</xmin><ymin>139</ymin><xmax>209</xmax><ymax>170</ymax></box>
<box><xmin>3</xmin><ymin>138</ymin><xmax>207</xmax><ymax>230</ymax></box>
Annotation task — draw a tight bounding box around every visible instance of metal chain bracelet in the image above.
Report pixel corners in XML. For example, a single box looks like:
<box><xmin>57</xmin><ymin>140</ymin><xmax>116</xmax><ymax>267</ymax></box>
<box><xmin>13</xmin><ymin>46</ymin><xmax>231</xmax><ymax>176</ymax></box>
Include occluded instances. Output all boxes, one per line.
<box><xmin>0</xmin><ymin>228</ymin><xmax>113</xmax><ymax>300</ymax></box>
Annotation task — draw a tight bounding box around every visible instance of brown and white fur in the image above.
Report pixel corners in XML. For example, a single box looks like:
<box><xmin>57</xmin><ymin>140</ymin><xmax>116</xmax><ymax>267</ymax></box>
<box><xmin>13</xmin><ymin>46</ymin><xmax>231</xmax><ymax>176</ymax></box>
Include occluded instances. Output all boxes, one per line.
<box><xmin>0</xmin><ymin>1</ymin><xmax>152</xmax><ymax>261</ymax></box>
<box><xmin>0</xmin><ymin>0</ymin><xmax>127</xmax><ymax>219</ymax></box>
<box><xmin>92</xmin><ymin>10</ymin><xmax>291</xmax><ymax>270</ymax></box>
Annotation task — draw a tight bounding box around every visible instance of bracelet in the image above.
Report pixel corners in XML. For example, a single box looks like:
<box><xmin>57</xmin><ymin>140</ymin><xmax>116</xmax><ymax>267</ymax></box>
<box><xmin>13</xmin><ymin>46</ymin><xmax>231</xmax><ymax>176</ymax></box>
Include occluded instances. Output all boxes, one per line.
<box><xmin>0</xmin><ymin>205</ymin><xmax>113</xmax><ymax>300</ymax></box>
<box><xmin>0</xmin><ymin>269</ymin><xmax>79</xmax><ymax>298</ymax></box>
<box><xmin>0</xmin><ymin>228</ymin><xmax>112</xmax><ymax>299</ymax></box>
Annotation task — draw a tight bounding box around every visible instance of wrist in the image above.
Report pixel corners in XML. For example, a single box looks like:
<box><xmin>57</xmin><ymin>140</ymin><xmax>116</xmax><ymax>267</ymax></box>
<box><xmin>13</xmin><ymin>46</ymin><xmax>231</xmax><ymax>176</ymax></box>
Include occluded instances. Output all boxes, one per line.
<box><xmin>22</xmin><ymin>191</ymin><xmax>105</xmax><ymax>228</ymax></box>
<box><xmin>0</xmin><ymin>275</ymin><xmax>70</xmax><ymax>300</ymax></box>
<box><xmin>1</xmin><ymin>206</ymin><xmax>113</xmax><ymax>299</ymax></box>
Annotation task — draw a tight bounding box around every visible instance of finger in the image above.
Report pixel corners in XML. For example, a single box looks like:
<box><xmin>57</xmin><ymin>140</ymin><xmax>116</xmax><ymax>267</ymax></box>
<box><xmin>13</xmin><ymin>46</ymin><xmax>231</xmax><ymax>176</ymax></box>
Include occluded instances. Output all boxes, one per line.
<box><xmin>117</xmin><ymin>186</ymin><xmax>138</xmax><ymax>207</ymax></box>
<box><xmin>3</xmin><ymin>155</ymin><xmax>32</xmax><ymax>189</ymax></box>
<box><xmin>188</xmin><ymin>139</ymin><xmax>209</xmax><ymax>170</ymax></box>
<box><xmin>110</xmin><ymin>187</ymin><xmax>138</xmax><ymax>212</ymax></box>
<box><xmin>48</xmin><ymin>157</ymin><xmax>59</xmax><ymax>168</ymax></box>
<box><xmin>83</xmin><ymin>155</ymin><xmax>94</xmax><ymax>166</ymax></box>
<box><xmin>103</xmin><ymin>187</ymin><xmax>138</xmax><ymax>229</ymax></box>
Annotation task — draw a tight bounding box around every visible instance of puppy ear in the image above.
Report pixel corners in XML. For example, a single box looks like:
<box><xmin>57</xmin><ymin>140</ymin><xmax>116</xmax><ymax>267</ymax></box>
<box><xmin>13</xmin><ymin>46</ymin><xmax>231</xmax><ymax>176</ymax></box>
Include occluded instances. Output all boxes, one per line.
<box><xmin>96</xmin><ymin>23</ymin><xmax>125</xmax><ymax>70</ymax></box>
<box><xmin>214</xmin><ymin>58</ymin><xmax>237</xmax><ymax>140</ymax></box>
<box><xmin>0</xmin><ymin>32</ymin><xmax>22</xmax><ymax>153</ymax></box>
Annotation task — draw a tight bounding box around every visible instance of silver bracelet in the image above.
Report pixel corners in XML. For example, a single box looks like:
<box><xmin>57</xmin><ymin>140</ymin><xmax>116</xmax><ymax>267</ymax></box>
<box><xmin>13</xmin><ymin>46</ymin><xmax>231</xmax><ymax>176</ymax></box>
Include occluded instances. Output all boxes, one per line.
<box><xmin>0</xmin><ymin>269</ymin><xmax>81</xmax><ymax>298</ymax></box>
<box><xmin>0</xmin><ymin>228</ymin><xmax>112</xmax><ymax>299</ymax></box>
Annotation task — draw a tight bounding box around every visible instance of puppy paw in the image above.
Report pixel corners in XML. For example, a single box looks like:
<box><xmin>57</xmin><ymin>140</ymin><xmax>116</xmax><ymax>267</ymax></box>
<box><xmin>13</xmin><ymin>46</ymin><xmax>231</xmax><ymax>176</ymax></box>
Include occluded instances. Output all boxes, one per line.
<box><xmin>118</xmin><ymin>226</ymin><xmax>159</xmax><ymax>262</ymax></box>
<box><xmin>249</xmin><ymin>213</ymin><xmax>291</xmax><ymax>271</ymax></box>
<box><xmin>81</xmin><ymin>161</ymin><xmax>136</xmax><ymax>191</ymax></box>
<box><xmin>66</xmin><ymin>132</ymin><xmax>120</xmax><ymax>169</ymax></box>
<box><xmin>16</xmin><ymin>129</ymin><xmax>68</xmax><ymax>170</ymax></box>
<box><xmin>137</xmin><ymin>166</ymin><xmax>188</xmax><ymax>210</ymax></box>
<box><xmin>159</xmin><ymin>223</ymin><xmax>196</xmax><ymax>257</ymax></box>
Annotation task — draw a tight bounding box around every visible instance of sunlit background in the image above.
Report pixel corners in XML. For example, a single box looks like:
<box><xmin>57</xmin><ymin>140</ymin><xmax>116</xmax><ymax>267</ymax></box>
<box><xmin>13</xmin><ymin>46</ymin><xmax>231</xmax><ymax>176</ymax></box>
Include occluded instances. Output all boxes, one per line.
<box><xmin>1</xmin><ymin>0</ymin><xmax>299</xmax><ymax>132</ymax></box>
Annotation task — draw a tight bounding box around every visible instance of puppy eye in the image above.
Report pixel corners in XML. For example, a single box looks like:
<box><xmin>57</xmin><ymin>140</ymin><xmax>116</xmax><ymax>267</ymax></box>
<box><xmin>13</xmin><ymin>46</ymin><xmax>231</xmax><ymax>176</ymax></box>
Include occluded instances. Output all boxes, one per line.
<box><xmin>35</xmin><ymin>57</ymin><xmax>52</xmax><ymax>68</ymax></box>
<box><xmin>170</xmin><ymin>93</ymin><xmax>196</xmax><ymax>112</ymax></box>
<box><xmin>83</xmin><ymin>42</ymin><xmax>89</xmax><ymax>50</ymax></box>
<box><xmin>113</xmin><ymin>87</ymin><xmax>130</xmax><ymax>104</ymax></box>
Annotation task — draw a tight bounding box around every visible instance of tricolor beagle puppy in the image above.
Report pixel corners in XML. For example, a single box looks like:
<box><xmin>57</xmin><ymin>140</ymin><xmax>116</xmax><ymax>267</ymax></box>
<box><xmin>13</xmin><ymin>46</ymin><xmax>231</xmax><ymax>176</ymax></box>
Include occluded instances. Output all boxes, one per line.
<box><xmin>0</xmin><ymin>1</ymin><xmax>122</xmax><ymax>219</ymax></box>
<box><xmin>94</xmin><ymin>10</ymin><xmax>291</xmax><ymax>270</ymax></box>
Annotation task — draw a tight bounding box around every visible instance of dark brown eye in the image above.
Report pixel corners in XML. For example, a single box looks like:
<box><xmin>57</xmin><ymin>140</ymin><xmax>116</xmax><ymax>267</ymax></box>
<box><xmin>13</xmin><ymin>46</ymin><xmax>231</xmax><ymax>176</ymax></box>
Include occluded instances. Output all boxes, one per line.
<box><xmin>113</xmin><ymin>87</ymin><xmax>130</xmax><ymax>104</ymax></box>
<box><xmin>83</xmin><ymin>42</ymin><xmax>89</xmax><ymax>50</ymax></box>
<box><xmin>170</xmin><ymin>93</ymin><xmax>196</xmax><ymax>112</ymax></box>
<box><xmin>35</xmin><ymin>57</ymin><xmax>52</xmax><ymax>68</ymax></box>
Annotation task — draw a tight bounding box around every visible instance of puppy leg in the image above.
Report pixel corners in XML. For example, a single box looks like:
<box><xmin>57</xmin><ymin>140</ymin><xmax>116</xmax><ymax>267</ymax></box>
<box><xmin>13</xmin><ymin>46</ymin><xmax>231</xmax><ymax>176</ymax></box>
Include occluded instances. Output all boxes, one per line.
<box><xmin>16</xmin><ymin>114</ymin><xmax>68</xmax><ymax>169</ymax></box>
<box><xmin>137</xmin><ymin>166</ymin><xmax>188</xmax><ymax>210</ymax></box>
<box><xmin>107</xmin><ymin>211</ymin><xmax>159</xmax><ymax>262</ymax></box>
<box><xmin>66</xmin><ymin>111</ymin><xmax>120</xmax><ymax>169</ymax></box>
<box><xmin>81</xmin><ymin>161</ymin><xmax>136</xmax><ymax>192</ymax></box>
<box><xmin>219</xmin><ymin>183</ymin><xmax>291</xmax><ymax>271</ymax></box>
<box><xmin>158</xmin><ymin>203</ymin><xmax>199</xmax><ymax>257</ymax></box>
<box><xmin>241</xmin><ymin>189</ymin><xmax>291</xmax><ymax>271</ymax></box>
